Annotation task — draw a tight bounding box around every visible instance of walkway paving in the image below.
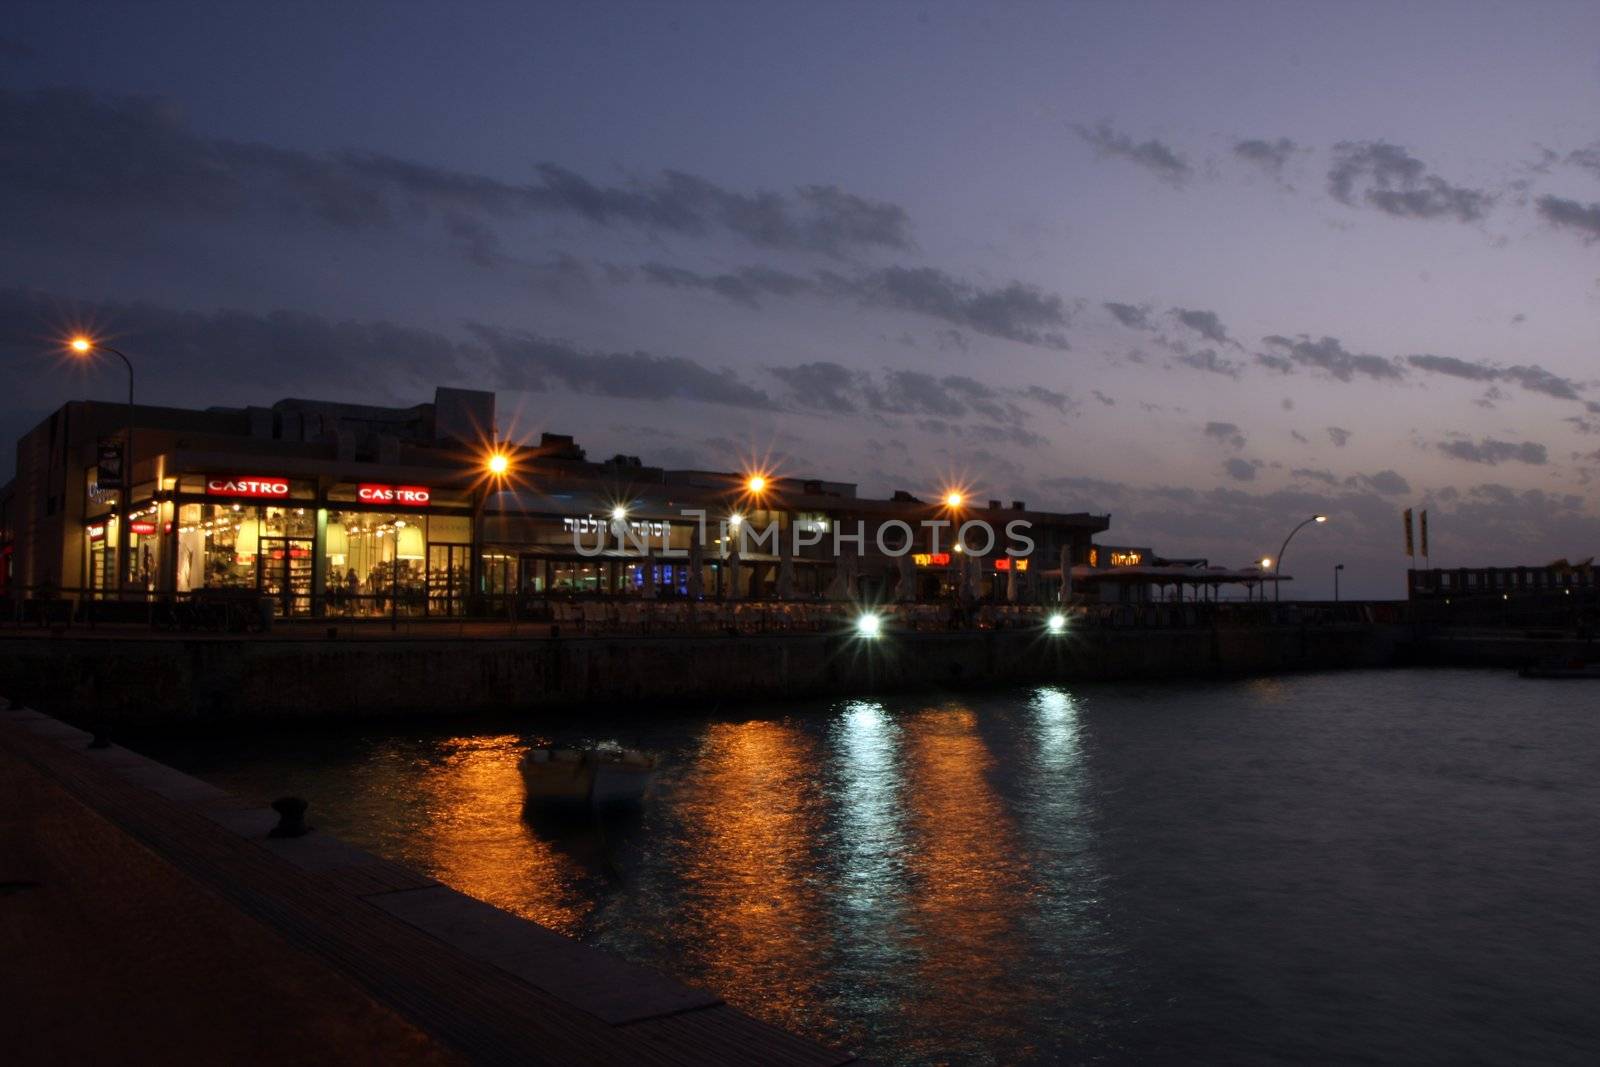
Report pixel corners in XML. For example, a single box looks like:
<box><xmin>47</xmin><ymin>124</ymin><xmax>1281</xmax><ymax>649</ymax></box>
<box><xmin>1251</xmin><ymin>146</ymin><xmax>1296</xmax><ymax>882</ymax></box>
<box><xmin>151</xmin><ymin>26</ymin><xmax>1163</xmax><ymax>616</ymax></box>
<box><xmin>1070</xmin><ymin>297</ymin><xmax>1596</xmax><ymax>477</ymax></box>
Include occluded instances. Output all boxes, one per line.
<box><xmin>0</xmin><ymin>702</ymin><xmax>854</xmax><ymax>1065</ymax></box>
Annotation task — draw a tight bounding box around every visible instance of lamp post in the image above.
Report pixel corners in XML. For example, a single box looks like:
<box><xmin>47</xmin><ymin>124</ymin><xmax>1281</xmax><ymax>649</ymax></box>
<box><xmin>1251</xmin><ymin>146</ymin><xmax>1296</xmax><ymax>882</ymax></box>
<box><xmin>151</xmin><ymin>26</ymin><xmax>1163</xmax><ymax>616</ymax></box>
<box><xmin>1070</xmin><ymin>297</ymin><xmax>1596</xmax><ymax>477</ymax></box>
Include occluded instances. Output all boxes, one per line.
<box><xmin>1273</xmin><ymin>514</ymin><xmax>1328</xmax><ymax>602</ymax></box>
<box><xmin>1334</xmin><ymin>563</ymin><xmax>1345</xmax><ymax>602</ymax></box>
<box><xmin>70</xmin><ymin>338</ymin><xmax>135</xmax><ymax>599</ymax></box>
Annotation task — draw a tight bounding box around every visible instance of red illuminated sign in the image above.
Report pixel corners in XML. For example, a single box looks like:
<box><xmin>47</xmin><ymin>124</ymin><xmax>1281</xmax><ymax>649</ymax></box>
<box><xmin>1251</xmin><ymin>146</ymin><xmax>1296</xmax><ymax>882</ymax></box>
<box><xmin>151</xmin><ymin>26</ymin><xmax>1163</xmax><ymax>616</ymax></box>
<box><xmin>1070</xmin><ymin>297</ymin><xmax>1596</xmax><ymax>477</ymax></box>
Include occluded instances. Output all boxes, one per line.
<box><xmin>130</xmin><ymin>521</ymin><xmax>157</xmax><ymax>535</ymax></box>
<box><xmin>206</xmin><ymin>477</ymin><xmax>290</xmax><ymax>499</ymax></box>
<box><xmin>993</xmin><ymin>558</ymin><xmax>1030</xmax><ymax>572</ymax></box>
<box><xmin>357</xmin><ymin>484</ymin><xmax>431</xmax><ymax>506</ymax></box>
<box><xmin>912</xmin><ymin>552</ymin><xmax>952</xmax><ymax>567</ymax></box>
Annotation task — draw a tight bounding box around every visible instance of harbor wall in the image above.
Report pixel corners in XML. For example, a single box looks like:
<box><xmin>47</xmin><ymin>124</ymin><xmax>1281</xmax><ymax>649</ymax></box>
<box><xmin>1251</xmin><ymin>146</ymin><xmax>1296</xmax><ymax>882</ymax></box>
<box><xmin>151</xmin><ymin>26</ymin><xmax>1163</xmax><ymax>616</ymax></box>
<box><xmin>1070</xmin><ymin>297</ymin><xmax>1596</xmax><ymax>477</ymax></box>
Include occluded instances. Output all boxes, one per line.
<box><xmin>0</xmin><ymin>623</ymin><xmax>1405</xmax><ymax>726</ymax></box>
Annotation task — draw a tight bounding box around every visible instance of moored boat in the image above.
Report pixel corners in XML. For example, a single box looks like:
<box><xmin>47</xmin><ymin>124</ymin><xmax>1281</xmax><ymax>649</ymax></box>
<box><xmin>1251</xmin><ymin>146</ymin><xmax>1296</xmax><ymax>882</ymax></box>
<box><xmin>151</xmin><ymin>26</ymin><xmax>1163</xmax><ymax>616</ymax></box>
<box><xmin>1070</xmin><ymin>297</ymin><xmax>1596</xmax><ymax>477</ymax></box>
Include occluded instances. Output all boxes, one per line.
<box><xmin>519</xmin><ymin>744</ymin><xmax>658</xmax><ymax>809</ymax></box>
<box><xmin>1519</xmin><ymin>657</ymin><xmax>1600</xmax><ymax>679</ymax></box>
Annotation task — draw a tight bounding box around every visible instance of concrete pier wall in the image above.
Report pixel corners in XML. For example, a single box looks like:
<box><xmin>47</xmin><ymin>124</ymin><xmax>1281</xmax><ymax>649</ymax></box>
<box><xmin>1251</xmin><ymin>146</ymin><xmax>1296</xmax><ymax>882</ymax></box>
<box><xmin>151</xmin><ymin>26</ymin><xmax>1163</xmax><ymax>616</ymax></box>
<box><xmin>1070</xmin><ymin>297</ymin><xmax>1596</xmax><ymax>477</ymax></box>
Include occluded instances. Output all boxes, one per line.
<box><xmin>0</xmin><ymin>622</ymin><xmax>1405</xmax><ymax>726</ymax></box>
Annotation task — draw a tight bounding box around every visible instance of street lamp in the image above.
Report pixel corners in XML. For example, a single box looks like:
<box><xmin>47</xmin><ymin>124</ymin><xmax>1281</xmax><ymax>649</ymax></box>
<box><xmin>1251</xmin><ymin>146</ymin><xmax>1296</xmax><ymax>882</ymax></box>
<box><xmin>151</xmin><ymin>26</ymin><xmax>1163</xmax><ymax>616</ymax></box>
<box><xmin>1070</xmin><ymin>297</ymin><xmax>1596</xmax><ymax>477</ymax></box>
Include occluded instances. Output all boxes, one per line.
<box><xmin>1334</xmin><ymin>563</ymin><xmax>1345</xmax><ymax>602</ymax></box>
<box><xmin>1273</xmin><ymin>514</ymin><xmax>1328</xmax><ymax>602</ymax></box>
<box><xmin>69</xmin><ymin>337</ymin><xmax>136</xmax><ymax>598</ymax></box>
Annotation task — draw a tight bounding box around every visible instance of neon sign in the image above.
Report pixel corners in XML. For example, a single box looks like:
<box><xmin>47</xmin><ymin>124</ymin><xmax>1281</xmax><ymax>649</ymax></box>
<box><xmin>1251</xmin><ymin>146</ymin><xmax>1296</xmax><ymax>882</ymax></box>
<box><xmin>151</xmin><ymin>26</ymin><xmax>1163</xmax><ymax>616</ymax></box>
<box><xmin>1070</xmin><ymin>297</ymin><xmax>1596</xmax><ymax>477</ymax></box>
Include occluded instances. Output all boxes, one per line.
<box><xmin>130</xmin><ymin>521</ymin><xmax>157</xmax><ymax>535</ymax></box>
<box><xmin>912</xmin><ymin>552</ymin><xmax>952</xmax><ymax>567</ymax></box>
<box><xmin>993</xmin><ymin>558</ymin><xmax>1030</xmax><ymax>571</ymax></box>
<box><xmin>1110</xmin><ymin>551</ymin><xmax>1143</xmax><ymax>566</ymax></box>
<box><xmin>358</xmin><ymin>484</ymin><xmax>431</xmax><ymax>506</ymax></box>
<box><xmin>206</xmin><ymin>477</ymin><xmax>290</xmax><ymax>498</ymax></box>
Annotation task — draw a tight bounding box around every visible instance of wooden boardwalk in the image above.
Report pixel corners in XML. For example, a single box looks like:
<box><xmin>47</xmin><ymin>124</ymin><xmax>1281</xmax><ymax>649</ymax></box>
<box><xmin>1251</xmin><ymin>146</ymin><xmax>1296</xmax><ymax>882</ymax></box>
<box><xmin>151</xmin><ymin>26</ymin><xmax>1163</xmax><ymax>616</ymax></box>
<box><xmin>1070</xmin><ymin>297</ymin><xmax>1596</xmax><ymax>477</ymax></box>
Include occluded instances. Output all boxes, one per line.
<box><xmin>0</xmin><ymin>702</ymin><xmax>854</xmax><ymax>1066</ymax></box>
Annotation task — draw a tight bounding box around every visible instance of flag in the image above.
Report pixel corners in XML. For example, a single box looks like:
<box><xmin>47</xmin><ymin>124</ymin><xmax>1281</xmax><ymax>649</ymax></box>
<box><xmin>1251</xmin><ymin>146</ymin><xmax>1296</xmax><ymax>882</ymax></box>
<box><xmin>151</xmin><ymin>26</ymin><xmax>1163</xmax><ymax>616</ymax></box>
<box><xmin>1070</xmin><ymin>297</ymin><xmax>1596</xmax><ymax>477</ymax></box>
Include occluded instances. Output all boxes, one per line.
<box><xmin>1403</xmin><ymin>508</ymin><xmax>1414</xmax><ymax>557</ymax></box>
<box><xmin>1419</xmin><ymin>510</ymin><xmax>1429</xmax><ymax>558</ymax></box>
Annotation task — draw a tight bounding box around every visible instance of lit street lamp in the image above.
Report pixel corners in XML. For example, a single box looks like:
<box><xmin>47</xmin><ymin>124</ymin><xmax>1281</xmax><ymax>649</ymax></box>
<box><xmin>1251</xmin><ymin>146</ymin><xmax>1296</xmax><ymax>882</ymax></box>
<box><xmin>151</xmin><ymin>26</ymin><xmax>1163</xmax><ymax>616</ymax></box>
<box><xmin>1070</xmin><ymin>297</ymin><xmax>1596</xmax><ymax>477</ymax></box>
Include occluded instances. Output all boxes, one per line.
<box><xmin>69</xmin><ymin>337</ymin><xmax>136</xmax><ymax>598</ymax></box>
<box><xmin>1273</xmin><ymin>514</ymin><xmax>1328</xmax><ymax>602</ymax></box>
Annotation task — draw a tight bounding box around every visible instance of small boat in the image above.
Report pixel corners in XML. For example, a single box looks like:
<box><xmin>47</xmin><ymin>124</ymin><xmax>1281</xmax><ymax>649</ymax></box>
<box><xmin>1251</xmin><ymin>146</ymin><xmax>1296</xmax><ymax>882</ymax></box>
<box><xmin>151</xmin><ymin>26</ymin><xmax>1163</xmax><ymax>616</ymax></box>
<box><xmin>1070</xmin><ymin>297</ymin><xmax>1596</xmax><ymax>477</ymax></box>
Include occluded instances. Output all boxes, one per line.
<box><xmin>1519</xmin><ymin>657</ymin><xmax>1600</xmax><ymax>679</ymax></box>
<box><xmin>519</xmin><ymin>744</ymin><xmax>657</xmax><ymax>809</ymax></box>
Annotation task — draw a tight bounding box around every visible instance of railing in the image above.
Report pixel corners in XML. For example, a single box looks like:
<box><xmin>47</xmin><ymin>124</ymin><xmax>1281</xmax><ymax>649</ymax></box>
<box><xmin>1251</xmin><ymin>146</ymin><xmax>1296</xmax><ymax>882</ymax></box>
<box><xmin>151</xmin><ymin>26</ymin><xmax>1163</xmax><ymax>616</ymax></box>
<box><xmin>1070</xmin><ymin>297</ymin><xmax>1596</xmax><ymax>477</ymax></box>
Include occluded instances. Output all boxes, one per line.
<box><xmin>0</xmin><ymin>583</ymin><xmax>1432</xmax><ymax>637</ymax></box>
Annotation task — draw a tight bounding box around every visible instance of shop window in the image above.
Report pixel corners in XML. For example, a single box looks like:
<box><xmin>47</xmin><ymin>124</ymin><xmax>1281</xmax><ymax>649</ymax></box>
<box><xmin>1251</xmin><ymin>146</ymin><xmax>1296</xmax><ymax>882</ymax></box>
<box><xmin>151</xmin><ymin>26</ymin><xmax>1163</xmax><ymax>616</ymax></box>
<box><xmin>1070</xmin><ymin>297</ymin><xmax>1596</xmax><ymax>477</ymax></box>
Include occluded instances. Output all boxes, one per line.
<box><xmin>177</xmin><ymin>503</ymin><xmax>260</xmax><ymax>591</ymax></box>
<box><xmin>325</xmin><ymin>511</ymin><xmax>426</xmax><ymax>616</ymax></box>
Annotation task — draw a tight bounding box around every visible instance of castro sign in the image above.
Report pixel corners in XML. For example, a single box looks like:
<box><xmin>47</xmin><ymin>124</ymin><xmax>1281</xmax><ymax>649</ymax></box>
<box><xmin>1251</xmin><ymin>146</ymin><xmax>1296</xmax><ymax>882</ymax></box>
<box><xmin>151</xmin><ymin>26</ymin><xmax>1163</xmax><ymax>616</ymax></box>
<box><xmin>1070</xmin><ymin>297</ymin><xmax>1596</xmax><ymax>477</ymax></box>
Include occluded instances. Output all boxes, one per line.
<box><xmin>357</xmin><ymin>484</ymin><xmax>431</xmax><ymax>506</ymax></box>
<box><xmin>206</xmin><ymin>476</ymin><xmax>291</xmax><ymax>498</ymax></box>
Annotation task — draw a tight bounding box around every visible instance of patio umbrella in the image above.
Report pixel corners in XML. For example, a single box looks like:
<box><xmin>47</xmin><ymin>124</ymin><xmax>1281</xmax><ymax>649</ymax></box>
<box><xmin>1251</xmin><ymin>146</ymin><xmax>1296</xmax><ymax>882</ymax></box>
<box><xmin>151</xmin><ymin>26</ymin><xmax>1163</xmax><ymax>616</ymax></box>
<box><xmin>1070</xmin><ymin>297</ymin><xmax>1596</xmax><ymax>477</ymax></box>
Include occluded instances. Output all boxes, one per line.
<box><xmin>641</xmin><ymin>555</ymin><xmax>656</xmax><ymax>598</ymax></box>
<box><xmin>1006</xmin><ymin>559</ymin><xmax>1020</xmax><ymax>603</ymax></box>
<box><xmin>1059</xmin><ymin>545</ymin><xmax>1072</xmax><ymax>602</ymax></box>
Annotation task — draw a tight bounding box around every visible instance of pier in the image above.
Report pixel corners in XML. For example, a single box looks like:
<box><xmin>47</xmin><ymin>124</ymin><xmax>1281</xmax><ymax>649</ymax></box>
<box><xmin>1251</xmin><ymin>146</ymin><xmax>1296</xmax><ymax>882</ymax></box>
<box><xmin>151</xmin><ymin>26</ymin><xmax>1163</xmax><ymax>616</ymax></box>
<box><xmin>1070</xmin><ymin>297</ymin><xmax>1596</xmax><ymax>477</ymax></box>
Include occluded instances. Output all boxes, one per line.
<box><xmin>0</xmin><ymin>611</ymin><xmax>1405</xmax><ymax>726</ymax></box>
<box><xmin>0</xmin><ymin>699</ymin><xmax>853</xmax><ymax>1065</ymax></box>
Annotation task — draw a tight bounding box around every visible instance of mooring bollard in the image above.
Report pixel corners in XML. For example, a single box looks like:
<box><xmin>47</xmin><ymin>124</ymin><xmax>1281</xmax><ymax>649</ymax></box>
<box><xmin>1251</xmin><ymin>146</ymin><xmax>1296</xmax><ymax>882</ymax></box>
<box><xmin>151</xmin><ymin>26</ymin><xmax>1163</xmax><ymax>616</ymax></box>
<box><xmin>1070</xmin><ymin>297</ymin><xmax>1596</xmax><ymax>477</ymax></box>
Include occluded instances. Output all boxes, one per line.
<box><xmin>268</xmin><ymin>796</ymin><xmax>311</xmax><ymax>838</ymax></box>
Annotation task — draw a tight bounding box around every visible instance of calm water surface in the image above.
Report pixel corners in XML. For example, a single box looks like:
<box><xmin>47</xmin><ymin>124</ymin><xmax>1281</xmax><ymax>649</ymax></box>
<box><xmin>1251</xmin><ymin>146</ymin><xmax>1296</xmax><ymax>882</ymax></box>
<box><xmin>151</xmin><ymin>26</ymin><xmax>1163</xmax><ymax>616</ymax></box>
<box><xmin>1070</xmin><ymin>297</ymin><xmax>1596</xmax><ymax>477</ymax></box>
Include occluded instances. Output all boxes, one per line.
<box><xmin>149</xmin><ymin>669</ymin><xmax>1600</xmax><ymax>1064</ymax></box>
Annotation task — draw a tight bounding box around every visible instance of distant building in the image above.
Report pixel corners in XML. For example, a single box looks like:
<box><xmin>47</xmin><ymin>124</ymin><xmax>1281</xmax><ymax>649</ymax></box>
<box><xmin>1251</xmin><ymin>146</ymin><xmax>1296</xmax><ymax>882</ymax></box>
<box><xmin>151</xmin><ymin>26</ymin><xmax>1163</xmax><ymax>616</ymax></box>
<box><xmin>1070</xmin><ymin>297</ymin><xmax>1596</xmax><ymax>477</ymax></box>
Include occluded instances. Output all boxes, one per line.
<box><xmin>1408</xmin><ymin>561</ymin><xmax>1597</xmax><ymax>600</ymax></box>
<box><xmin>1</xmin><ymin>387</ymin><xmax>1111</xmax><ymax>617</ymax></box>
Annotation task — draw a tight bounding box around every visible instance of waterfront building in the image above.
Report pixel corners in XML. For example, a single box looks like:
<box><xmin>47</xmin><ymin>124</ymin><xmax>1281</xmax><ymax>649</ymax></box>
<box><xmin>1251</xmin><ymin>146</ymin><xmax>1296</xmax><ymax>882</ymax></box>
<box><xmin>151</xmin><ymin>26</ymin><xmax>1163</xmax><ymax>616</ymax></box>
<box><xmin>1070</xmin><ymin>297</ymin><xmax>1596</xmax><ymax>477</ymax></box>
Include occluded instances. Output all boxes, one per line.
<box><xmin>1407</xmin><ymin>562</ymin><xmax>1597</xmax><ymax>600</ymax></box>
<box><xmin>0</xmin><ymin>388</ymin><xmax>1109</xmax><ymax>617</ymax></box>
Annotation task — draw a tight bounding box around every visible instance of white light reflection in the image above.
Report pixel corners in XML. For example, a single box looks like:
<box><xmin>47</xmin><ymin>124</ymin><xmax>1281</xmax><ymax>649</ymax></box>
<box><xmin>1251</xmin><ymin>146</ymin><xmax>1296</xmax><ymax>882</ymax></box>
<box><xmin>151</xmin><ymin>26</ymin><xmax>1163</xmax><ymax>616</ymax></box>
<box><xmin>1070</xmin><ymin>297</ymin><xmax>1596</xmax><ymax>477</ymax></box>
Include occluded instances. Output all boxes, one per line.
<box><xmin>1031</xmin><ymin>686</ymin><xmax>1082</xmax><ymax>773</ymax></box>
<box><xmin>832</xmin><ymin>700</ymin><xmax>908</xmax><ymax>919</ymax></box>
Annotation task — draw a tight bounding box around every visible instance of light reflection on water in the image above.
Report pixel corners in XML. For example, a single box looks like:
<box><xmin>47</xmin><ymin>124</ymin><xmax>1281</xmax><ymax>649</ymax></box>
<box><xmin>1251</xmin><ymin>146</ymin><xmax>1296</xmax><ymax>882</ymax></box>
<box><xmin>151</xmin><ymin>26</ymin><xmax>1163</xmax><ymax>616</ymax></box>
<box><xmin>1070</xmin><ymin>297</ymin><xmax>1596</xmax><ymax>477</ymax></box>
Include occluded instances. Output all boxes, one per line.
<box><xmin>151</xmin><ymin>670</ymin><xmax>1600</xmax><ymax>1065</ymax></box>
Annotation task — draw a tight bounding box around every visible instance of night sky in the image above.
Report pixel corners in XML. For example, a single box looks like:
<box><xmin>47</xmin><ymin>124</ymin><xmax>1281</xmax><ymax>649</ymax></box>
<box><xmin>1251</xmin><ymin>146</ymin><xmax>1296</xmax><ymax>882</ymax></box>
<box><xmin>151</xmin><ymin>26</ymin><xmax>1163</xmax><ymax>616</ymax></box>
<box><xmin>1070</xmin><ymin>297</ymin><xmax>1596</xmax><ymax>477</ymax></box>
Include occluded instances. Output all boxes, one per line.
<box><xmin>4</xmin><ymin>2</ymin><xmax>1599</xmax><ymax>597</ymax></box>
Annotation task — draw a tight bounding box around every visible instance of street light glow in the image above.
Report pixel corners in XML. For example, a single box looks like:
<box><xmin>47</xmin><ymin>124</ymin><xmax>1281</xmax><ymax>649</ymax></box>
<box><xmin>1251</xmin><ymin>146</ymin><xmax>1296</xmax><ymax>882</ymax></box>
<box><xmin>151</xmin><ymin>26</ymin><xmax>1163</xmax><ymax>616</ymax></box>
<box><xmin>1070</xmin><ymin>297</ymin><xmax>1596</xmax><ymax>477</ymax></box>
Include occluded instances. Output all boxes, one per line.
<box><xmin>1260</xmin><ymin>557</ymin><xmax>1273</xmax><ymax>569</ymax></box>
<box><xmin>746</xmin><ymin>474</ymin><xmax>767</xmax><ymax>494</ymax></box>
<box><xmin>611</xmin><ymin>504</ymin><xmax>627</xmax><ymax>521</ymax></box>
<box><xmin>1315</xmin><ymin>514</ymin><xmax>1328</xmax><ymax>523</ymax></box>
<box><xmin>855</xmin><ymin>612</ymin><xmax>882</xmax><ymax>638</ymax></box>
<box><xmin>70</xmin><ymin>336</ymin><xmax>93</xmax><ymax>353</ymax></box>
<box><xmin>944</xmin><ymin>491</ymin><xmax>964</xmax><ymax>508</ymax></box>
<box><xmin>729</xmin><ymin>512</ymin><xmax>743</xmax><ymax>527</ymax></box>
<box><xmin>486</xmin><ymin>452</ymin><xmax>510</xmax><ymax>476</ymax></box>
<box><xmin>1047</xmin><ymin>613</ymin><xmax>1066</xmax><ymax>634</ymax></box>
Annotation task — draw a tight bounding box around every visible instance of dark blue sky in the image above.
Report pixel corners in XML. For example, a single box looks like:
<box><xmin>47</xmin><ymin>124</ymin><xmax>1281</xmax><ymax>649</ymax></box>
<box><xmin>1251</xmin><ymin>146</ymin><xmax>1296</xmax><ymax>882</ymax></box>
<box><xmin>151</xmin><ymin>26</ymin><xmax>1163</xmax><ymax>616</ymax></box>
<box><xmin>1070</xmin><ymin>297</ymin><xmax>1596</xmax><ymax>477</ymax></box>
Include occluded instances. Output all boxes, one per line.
<box><xmin>5</xmin><ymin>1</ymin><xmax>1600</xmax><ymax>596</ymax></box>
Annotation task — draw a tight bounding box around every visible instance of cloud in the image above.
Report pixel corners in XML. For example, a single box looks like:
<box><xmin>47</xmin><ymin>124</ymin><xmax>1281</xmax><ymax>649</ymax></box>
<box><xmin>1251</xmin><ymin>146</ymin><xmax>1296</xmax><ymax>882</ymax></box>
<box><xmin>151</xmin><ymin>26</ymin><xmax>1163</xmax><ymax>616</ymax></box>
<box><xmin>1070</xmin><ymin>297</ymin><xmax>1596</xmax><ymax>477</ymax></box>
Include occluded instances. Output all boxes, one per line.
<box><xmin>824</xmin><ymin>266</ymin><xmax>1071</xmax><ymax>349</ymax></box>
<box><xmin>634</xmin><ymin>260</ymin><xmax>1072</xmax><ymax>349</ymax></box>
<box><xmin>770</xmin><ymin>361</ymin><xmax>1064</xmax><ymax>432</ymax></box>
<box><xmin>1291</xmin><ymin>467</ymin><xmax>1339</xmax><ymax>485</ymax></box>
<box><xmin>1224</xmin><ymin>457</ymin><xmax>1259</xmax><ymax>481</ymax></box>
<box><xmin>1176</xmin><ymin>348</ymin><xmax>1243</xmax><ymax>379</ymax></box>
<box><xmin>1075</xmin><ymin>122</ymin><xmax>1190</xmax><ymax>185</ymax></box>
<box><xmin>1535</xmin><ymin>195</ymin><xmax>1600</xmax><ymax>241</ymax></box>
<box><xmin>1104</xmin><ymin>302</ymin><xmax>1152</xmax><ymax>330</ymax></box>
<box><xmin>1406</xmin><ymin>353</ymin><xmax>1583</xmax><ymax>401</ymax></box>
<box><xmin>1350</xmin><ymin>469</ymin><xmax>1411</xmax><ymax>495</ymax></box>
<box><xmin>1437</xmin><ymin>437</ymin><xmax>1548</xmax><ymax>465</ymax></box>
<box><xmin>1173</xmin><ymin>307</ymin><xmax>1234</xmax><ymax>346</ymax></box>
<box><xmin>1021</xmin><ymin>384</ymin><xmax>1072</xmax><ymax>412</ymax></box>
<box><xmin>638</xmin><ymin>262</ymin><xmax>815</xmax><ymax>309</ymax></box>
<box><xmin>768</xmin><ymin>361</ymin><xmax>862</xmax><ymax>413</ymax></box>
<box><xmin>1092</xmin><ymin>390</ymin><xmax>1116</xmax><ymax>406</ymax></box>
<box><xmin>1205</xmin><ymin>422</ymin><xmax>1247</xmax><ymax>449</ymax></box>
<box><xmin>1262</xmin><ymin>335</ymin><xmax>1403</xmax><ymax>382</ymax></box>
<box><xmin>1569</xmin><ymin>144</ymin><xmax>1600</xmax><ymax>179</ymax></box>
<box><xmin>1233</xmin><ymin>137</ymin><xmax>1297</xmax><ymax>176</ymax></box>
<box><xmin>1327</xmin><ymin>141</ymin><xmax>1492</xmax><ymax>222</ymax></box>
<box><xmin>465</xmin><ymin>324</ymin><xmax>775</xmax><ymax>408</ymax></box>
<box><xmin>1327</xmin><ymin>427</ymin><xmax>1352</xmax><ymax>447</ymax></box>
<box><xmin>0</xmin><ymin>87</ymin><xmax>913</xmax><ymax>259</ymax></box>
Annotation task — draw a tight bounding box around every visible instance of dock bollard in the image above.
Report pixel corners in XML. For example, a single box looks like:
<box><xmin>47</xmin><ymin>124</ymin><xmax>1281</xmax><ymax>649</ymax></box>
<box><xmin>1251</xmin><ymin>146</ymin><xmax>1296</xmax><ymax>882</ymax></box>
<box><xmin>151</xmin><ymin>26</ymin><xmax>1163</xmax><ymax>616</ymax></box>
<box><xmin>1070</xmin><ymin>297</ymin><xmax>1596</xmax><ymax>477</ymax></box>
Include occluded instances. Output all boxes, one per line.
<box><xmin>268</xmin><ymin>796</ymin><xmax>311</xmax><ymax>838</ymax></box>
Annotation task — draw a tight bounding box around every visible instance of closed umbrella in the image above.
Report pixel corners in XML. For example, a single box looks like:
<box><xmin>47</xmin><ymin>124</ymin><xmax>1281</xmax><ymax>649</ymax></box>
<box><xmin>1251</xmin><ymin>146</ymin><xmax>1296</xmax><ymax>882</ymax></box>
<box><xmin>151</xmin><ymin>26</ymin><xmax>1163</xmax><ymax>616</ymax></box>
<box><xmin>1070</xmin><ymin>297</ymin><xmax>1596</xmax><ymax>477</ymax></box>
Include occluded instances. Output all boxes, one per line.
<box><xmin>688</xmin><ymin>529</ymin><xmax>704</xmax><ymax>598</ymax></box>
<box><xmin>896</xmin><ymin>552</ymin><xmax>916</xmax><ymax>602</ymax></box>
<box><xmin>776</xmin><ymin>526</ymin><xmax>795</xmax><ymax>599</ymax></box>
<box><xmin>724</xmin><ymin>536</ymin><xmax>742</xmax><ymax>601</ymax></box>
<box><xmin>1059</xmin><ymin>545</ymin><xmax>1072</xmax><ymax>602</ymax></box>
<box><xmin>641</xmin><ymin>555</ymin><xmax>656</xmax><ymax>598</ymax></box>
<box><xmin>1006</xmin><ymin>558</ymin><xmax>1020</xmax><ymax>603</ymax></box>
